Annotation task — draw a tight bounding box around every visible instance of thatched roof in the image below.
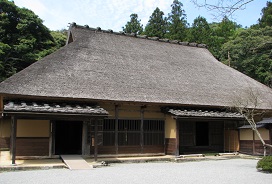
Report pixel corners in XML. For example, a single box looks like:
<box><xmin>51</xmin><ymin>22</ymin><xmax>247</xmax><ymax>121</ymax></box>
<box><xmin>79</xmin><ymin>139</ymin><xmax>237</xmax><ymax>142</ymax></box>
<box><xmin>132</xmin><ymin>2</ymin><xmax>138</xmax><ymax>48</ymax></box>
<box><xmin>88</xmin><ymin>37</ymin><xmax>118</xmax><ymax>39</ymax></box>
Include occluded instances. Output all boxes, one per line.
<box><xmin>0</xmin><ymin>24</ymin><xmax>272</xmax><ymax>109</ymax></box>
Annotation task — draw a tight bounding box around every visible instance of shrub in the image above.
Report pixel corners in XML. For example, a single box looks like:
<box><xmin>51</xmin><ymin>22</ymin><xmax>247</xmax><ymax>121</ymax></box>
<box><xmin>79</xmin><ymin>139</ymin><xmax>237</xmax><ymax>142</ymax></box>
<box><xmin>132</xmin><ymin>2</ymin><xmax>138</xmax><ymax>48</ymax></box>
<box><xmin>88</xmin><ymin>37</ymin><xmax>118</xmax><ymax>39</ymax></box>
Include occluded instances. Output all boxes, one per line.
<box><xmin>257</xmin><ymin>156</ymin><xmax>272</xmax><ymax>173</ymax></box>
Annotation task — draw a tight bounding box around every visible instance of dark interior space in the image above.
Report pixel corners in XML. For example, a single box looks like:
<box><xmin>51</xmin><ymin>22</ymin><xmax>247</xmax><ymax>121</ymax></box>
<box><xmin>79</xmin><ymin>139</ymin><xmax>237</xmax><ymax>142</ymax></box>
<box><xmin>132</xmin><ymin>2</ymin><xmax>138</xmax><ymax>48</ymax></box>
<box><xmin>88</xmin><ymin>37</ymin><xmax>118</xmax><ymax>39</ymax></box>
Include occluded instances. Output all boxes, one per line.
<box><xmin>55</xmin><ymin>121</ymin><xmax>82</xmax><ymax>155</ymax></box>
<box><xmin>195</xmin><ymin>122</ymin><xmax>209</xmax><ymax>146</ymax></box>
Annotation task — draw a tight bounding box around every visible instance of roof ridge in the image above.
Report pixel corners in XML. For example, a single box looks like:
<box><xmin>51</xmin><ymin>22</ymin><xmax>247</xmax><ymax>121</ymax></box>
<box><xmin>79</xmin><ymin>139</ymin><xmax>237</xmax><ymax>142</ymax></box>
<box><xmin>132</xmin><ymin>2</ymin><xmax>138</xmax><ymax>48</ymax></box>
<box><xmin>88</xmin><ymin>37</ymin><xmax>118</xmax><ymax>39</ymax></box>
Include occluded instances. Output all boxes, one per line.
<box><xmin>69</xmin><ymin>22</ymin><xmax>208</xmax><ymax>49</ymax></box>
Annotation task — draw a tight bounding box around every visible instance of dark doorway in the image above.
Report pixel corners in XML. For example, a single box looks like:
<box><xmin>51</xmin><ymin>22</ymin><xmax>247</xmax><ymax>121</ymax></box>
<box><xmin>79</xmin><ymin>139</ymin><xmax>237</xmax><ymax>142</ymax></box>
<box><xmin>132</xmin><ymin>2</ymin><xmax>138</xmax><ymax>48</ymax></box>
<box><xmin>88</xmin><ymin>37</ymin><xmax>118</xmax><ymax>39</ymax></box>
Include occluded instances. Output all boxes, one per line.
<box><xmin>195</xmin><ymin>122</ymin><xmax>209</xmax><ymax>146</ymax></box>
<box><xmin>55</xmin><ymin>121</ymin><xmax>83</xmax><ymax>155</ymax></box>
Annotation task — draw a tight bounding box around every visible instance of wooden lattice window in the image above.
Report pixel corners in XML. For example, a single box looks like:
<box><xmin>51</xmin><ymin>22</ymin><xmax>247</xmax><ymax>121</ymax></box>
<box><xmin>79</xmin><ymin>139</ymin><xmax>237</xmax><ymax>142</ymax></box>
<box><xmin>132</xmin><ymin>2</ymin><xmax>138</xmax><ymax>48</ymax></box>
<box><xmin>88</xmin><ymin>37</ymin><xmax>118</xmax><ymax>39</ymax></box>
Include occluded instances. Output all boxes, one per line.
<box><xmin>89</xmin><ymin>119</ymin><xmax>165</xmax><ymax>146</ymax></box>
<box><xmin>144</xmin><ymin>120</ymin><xmax>164</xmax><ymax>145</ymax></box>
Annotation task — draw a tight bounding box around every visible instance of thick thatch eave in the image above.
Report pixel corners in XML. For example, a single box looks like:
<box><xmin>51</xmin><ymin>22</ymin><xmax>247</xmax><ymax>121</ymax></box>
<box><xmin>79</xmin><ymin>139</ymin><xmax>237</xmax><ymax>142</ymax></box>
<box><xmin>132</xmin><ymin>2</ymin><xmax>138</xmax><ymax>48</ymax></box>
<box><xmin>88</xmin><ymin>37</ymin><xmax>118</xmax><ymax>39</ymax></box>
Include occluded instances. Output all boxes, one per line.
<box><xmin>0</xmin><ymin>24</ymin><xmax>272</xmax><ymax>110</ymax></box>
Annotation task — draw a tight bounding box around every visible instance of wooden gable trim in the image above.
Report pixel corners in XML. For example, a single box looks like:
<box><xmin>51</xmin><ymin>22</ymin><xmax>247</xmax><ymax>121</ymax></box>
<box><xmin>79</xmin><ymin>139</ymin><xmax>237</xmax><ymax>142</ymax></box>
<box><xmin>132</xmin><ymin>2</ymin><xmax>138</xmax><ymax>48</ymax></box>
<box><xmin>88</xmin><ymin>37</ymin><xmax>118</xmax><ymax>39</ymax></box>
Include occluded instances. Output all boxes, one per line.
<box><xmin>0</xmin><ymin>96</ymin><xmax>3</xmax><ymax>112</ymax></box>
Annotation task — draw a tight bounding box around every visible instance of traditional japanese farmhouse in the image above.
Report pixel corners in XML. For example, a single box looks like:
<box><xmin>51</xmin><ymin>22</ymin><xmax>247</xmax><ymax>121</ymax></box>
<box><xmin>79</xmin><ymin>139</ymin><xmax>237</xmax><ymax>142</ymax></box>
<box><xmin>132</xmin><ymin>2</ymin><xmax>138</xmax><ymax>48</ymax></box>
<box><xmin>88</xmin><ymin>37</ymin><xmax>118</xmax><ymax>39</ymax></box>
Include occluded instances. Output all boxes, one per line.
<box><xmin>0</xmin><ymin>23</ymin><xmax>272</xmax><ymax>163</ymax></box>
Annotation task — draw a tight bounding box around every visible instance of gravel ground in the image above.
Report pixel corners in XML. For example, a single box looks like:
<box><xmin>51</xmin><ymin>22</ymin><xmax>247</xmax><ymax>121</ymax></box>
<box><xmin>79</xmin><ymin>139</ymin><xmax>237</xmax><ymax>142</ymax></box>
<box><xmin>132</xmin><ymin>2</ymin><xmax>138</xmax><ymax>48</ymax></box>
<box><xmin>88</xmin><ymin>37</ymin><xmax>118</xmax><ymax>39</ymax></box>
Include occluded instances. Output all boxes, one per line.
<box><xmin>0</xmin><ymin>159</ymin><xmax>271</xmax><ymax>184</ymax></box>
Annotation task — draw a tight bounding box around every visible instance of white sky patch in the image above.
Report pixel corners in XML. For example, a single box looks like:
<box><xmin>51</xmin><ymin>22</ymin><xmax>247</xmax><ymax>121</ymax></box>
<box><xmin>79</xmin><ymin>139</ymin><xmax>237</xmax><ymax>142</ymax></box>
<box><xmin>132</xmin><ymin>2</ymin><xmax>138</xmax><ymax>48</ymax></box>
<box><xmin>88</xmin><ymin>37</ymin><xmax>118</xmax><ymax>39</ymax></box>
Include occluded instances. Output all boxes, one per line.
<box><xmin>15</xmin><ymin>0</ymin><xmax>47</xmax><ymax>17</ymax></box>
<box><xmin>14</xmin><ymin>0</ymin><xmax>267</xmax><ymax>31</ymax></box>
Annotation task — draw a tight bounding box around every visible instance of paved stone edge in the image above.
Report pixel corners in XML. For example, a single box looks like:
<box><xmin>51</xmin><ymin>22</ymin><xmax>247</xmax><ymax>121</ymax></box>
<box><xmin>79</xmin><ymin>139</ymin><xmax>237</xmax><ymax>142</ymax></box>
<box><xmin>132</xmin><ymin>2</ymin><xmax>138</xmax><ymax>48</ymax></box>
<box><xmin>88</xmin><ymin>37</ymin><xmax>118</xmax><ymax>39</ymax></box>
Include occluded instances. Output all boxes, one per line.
<box><xmin>0</xmin><ymin>165</ymin><xmax>67</xmax><ymax>172</ymax></box>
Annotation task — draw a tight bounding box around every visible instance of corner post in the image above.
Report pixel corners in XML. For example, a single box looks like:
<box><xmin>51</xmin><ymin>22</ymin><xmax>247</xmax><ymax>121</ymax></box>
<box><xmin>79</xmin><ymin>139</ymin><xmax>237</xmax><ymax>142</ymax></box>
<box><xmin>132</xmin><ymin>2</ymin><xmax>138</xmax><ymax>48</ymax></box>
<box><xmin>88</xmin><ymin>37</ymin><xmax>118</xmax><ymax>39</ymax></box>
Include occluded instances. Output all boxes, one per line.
<box><xmin>140</xmin><ymin>105</ymin><xmax>146</xmax><ymax>154</ymax></box>
<box><xmin>175</xmin><ymin>119</ymin><xmax>180</xmax><ymax>156</ymax></box>
<box><xmin>11</xmin><ymin>116</ymin><xmax>17</xmax><ymax>165</ymax></box>
<box><xmin>94</xmin><ymin>118</ymin><xmax>98</xmax><ymax>161</ymax></box>
<box><xmin>49</xmin><ymin>120</ymin><xmax>53</xmax><ymax>157</ymax></box>
<box><xmin>252</xmin><ymin>130</ymin><xmax>255</xmax><ymax>155</ymax></box>
<box><xmin>115</xmin><ymin>105</ymin><xmax>119</xmax><ymax>155</ymax></box>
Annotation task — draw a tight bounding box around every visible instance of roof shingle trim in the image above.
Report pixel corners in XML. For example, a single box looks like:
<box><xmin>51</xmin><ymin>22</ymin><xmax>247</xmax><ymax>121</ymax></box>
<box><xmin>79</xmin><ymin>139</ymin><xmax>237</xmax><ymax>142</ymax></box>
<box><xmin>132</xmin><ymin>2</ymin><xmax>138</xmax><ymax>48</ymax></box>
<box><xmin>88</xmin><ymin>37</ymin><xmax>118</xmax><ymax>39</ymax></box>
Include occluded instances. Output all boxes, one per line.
<box><xmin>239</xmin><ymin>124</ymin><xmax>266</xmax><ymax>129</ymax></box>
<box><xmin>167</xmin><ymin>108</ymin><xmax>244</xmax><ymax>119</ymax></box>
<box><xmin>70</xmin><ymin>23</ymin><xmax>207</xmax><ymax>48</ymax></box>
<box><xmin>239</xmin><ymin>118</ymin><xmax>272</xmax><ymax>129</ymax></box>
<box><xmin>4</xmin><ymin>101</ymin><xmax>109</xmax><ymax>115</ymax></box>
<box><xmin>257</xmin><ymin>118</ymin><xmax>272</xmax><ymax>124</ymax></box>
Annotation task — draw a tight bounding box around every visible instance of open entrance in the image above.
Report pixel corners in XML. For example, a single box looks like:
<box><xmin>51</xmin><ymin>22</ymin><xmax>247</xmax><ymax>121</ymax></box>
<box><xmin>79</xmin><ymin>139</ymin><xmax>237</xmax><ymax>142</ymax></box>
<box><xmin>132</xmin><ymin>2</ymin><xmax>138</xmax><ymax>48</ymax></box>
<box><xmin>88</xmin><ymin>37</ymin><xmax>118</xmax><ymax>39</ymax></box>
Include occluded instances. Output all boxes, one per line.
<box><xmin>179</xmin><ymin>120</ymin><xmax>225</xmax><ymax>154</ymax></box>
<box><xmin>55</xmin><ymin>121</ymin><xmax>83</xmax><ymax>155</ymax></box>
<box><xmin>195</xmin><ymin>122</ymin><xmax>209</xmax><ymax>146</ymax></box>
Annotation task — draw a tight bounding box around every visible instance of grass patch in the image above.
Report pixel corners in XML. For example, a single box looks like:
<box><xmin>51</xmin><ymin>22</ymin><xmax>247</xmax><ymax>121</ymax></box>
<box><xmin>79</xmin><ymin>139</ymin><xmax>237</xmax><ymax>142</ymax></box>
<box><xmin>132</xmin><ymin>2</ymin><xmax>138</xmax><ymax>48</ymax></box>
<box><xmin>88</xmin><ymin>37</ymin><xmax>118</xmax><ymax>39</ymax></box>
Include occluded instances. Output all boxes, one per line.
<box><xmin>257</xmin><ymin>156</ymin><xmax>272</xmax><ymax>173</ymax></box>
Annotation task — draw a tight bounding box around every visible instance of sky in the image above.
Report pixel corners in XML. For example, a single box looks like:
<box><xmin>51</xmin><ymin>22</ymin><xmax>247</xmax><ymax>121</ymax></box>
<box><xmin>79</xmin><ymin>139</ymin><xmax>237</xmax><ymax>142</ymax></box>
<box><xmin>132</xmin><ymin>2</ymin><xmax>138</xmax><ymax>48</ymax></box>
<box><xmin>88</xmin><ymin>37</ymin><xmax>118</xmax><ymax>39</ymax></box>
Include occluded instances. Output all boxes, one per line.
<box><xmin>13</xmin><ymin>0</ymin><xmax>269</xmax><ymax>31</ymax></box>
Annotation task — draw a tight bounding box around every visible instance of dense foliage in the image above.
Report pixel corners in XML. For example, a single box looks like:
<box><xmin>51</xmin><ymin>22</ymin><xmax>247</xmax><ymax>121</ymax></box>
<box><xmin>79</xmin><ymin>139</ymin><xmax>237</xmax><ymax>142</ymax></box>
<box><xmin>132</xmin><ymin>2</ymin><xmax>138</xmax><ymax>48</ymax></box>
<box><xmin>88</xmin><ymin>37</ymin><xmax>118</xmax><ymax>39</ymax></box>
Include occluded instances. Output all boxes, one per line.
<box><xmin>165</xmin><ymin>0</ymin><xmax>188</xmax><ymax>40</ymax></box>
<box><xmin>259</xmin><ymin>1</ymin><xmax>272</xmax><ymax>28</ymax></box>
<box><xmin>122</xmin><ymin>13</ymin><xmax>143</xmax><ymax>34</ymax></box>
<box><xmin>257</xmin><ymin>156</ymin><xmax>272</xmax><ymax>173</ymax></box>
<box><xmin>0</xmin><ymin>0</ymin><xmax>66</xmax><ymax>81</ymax></box>
<box><xmin>220</xmin><ymin>27</ymin><xmax>272</xmax><ymax>86</ymax></box>
<box><xmin>143</xmin><ymin>7</ymin><xmax>167</xmax><ymax>38</ymax></box>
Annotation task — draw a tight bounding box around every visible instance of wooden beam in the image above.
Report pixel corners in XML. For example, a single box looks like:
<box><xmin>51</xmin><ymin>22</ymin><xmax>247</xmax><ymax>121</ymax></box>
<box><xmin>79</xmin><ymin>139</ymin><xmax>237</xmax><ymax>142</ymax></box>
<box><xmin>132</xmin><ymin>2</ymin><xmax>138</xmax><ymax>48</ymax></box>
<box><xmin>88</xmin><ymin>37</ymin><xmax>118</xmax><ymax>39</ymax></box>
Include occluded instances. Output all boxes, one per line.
<box><xmin>94</xmin><ymin>118</ymin><xmax>98</xmax><ymax>161</ymax></box>
<box><xmin>4</xmin><ymin>112</ymin><xmax>107</xmax><ymax>121</ymax></box>
<box><xmin>11</xmin><ymin>116</ymin><xmax>17</xmax><ymax>165</ymax></box>
<box><xmin>115</xmin><ymin>105</ymin><xmax>119</xmax><ymax>155</ymax></box>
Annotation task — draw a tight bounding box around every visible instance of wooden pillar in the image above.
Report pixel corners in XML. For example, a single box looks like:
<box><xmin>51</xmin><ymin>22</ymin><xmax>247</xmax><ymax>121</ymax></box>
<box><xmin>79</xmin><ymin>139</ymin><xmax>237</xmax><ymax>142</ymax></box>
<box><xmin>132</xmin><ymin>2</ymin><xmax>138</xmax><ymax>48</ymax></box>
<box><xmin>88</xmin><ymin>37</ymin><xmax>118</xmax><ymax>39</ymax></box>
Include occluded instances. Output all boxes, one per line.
<box><xmin>223</xmin><ymin>121</ymin><xmax>225</xmax><ymax>152</ymax></box>
<box><xmin>0</xmin><ymin>96</ymin><xmax>3</xmax><ymax>112</ymax></box>
<box><xmin>52</xmin><ymin>121</ymin><xmax>56</xmax><ymax>155</ymax></box>
<box><xmin>94</xmin><ymin>118</ymin><xmax>98</xmax><ymax>161</ymax></box>
<box><xmin>252</xmin><ymin>130</ymin><xmax>255</xmax><ymax>155</ymax></box>
<box><xmin>11</xmin><ymin>116</ymin><xmax>17</xmax><ymax>165</ymax></box>
<box><xmin>140</xmin><ymin>106</ymin><xmax>145</xmax><ymax>154</ymax></box>
<box><xmin>175</xmin><ymin>119</ymin><xmax>180</xmax><ymax>156</ymax></box>
<box><xmin>115</xmin><ymin>105</ymin><xmax>119</xmax><ymax>155</ymax></box>
<box><xmin>49</xmin><ymin>121</ymin><xmax>53</xmax><ymax>157</ymax></box>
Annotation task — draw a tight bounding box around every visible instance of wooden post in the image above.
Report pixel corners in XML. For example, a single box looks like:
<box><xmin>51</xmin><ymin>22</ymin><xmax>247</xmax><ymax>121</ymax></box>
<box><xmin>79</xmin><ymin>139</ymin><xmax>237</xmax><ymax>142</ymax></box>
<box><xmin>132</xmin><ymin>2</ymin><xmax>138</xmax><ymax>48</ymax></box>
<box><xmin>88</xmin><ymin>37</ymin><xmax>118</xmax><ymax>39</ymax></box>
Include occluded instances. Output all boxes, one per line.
<box><xmin>11</xmin><ymin>116</ymin><xmax>17</xmax><ymax>165</ymax></box>
<box><xmin>0</xmin><ymin>96</ymin><xmax>3</xmax><ymax>112</ymax></box>
<box><xmin>52</xmin><ymin>121</ymin><xmax>56</xmax><ymax>155</ymax></box>
<box><xmin>94</xmin><ymin>118</ymin><xmax>98</xmax><ymax>161</ymax></box>
<box><xmin>115</xmin><ymin>105</ymin><xmax>119</xmax><ymax>155</ymax></box>
<box><xmin>223</xmin><ymin>121</ymin><xmax>225</xmax><ymax>152</ymax></box>
<box><xmin>140</xmin><ymin>106</ymin><xmax>145</xmax><ymax>154</ymax></box>
<box><xmin>176</xmin><ymin>119</ymin><xmax>180</xmax><ymax>156</ymax></box>
<box><xmin>252</xmin><ymin>130</ymin><xmax>255</xmax><ymax>155</ymax></box>
<box><xmin>49</xmin><ymin>121</ymin><xmax>53</xmax><ymax>157</ymax></box>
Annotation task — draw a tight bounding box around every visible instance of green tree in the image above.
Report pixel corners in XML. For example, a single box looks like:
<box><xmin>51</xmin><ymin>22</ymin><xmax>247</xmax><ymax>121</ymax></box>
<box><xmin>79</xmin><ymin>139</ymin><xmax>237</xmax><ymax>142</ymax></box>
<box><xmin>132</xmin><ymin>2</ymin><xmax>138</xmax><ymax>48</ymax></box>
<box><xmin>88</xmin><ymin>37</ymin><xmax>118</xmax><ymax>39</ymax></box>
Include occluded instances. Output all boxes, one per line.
<box><xmin>144</xmin><ymin>7</ymin><xmax>167</xmax><ymax>38</ymax></box>
<box><xmin>50</xmin><ymin>29</ymin><xmax>67</xmax><ymax>51</ymax></box>
<box><xmin>122</xmin><ymin>13</ymin><xmax>143</xmax><ymax>34</ymax></box>
<box><xmin>220</xmin><ymin>27</ymin><xmax>272</xmax><ymax>86</ymax></box>
<box><xmin>186</xmin><ymin>16</ymin><xmax>211</xmax><ymax>44</ymax></box>
<box><xmin>208</xmin><ymin>17</ymin><xmax>241</xmax><ymax>59</ymax></box>
<box><xmin>258</xmin><ymin>1</ymin><xmax>272</xmax><ymax>27</ymax></box>
<box><xmin>166</xmin><ymin>0</ymin><xmax>188</xmax><ymax>40</ymax></box>
<box><xmin>0</xmin><ymin>0</ymin><xmax>66</xmax><ymax>81</ymax></box>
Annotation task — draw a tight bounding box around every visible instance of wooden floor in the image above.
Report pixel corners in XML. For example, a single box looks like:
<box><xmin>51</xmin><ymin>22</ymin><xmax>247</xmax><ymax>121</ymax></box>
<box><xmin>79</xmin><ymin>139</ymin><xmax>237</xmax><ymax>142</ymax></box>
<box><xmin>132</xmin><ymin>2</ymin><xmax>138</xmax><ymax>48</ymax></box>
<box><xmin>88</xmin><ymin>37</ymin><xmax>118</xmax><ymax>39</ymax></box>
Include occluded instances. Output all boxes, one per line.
<box><xmin>60</xmin><ymin>155</ymin><xmax>92</xmax><ymax>170</ymax></box>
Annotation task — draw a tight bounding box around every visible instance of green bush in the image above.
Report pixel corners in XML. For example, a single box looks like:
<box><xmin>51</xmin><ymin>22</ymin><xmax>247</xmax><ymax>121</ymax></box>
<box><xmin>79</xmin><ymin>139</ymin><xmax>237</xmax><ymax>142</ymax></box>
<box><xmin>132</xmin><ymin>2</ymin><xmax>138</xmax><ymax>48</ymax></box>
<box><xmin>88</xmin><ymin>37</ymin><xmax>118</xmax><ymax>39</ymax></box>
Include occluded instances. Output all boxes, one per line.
<box><xmin>257</xmin><ymin>156</ymin><xmax>272</xmax><ymax>173</ymax></box>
